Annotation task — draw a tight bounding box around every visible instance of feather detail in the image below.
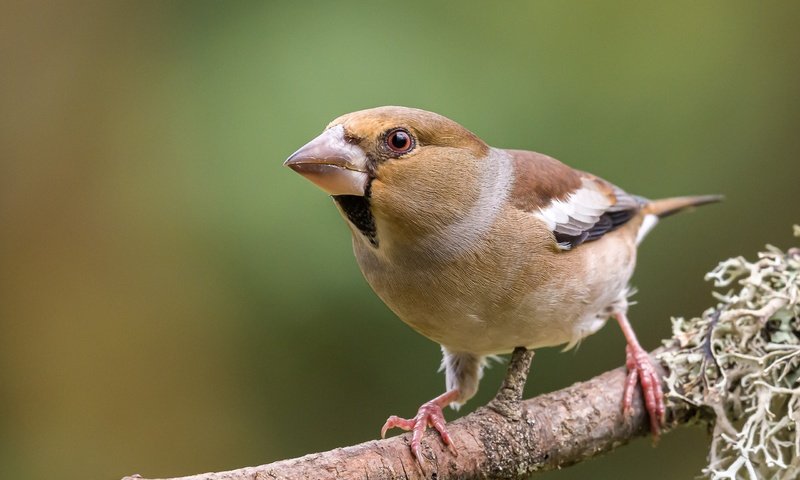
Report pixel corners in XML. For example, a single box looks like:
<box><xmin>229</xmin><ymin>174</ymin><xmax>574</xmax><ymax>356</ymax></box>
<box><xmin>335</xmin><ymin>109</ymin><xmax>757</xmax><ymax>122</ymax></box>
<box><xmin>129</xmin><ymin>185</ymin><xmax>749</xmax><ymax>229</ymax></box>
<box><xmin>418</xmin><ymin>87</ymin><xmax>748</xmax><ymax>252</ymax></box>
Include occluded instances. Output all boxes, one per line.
<box><xmin>644</xmin><ymin>194</ymin><xmax>724</xmax><ymax>218</ymax></box>
<box><xmin>507</xmin><ymin>150</ymin><xmax>645</xmax><ymax>249</ymax></box>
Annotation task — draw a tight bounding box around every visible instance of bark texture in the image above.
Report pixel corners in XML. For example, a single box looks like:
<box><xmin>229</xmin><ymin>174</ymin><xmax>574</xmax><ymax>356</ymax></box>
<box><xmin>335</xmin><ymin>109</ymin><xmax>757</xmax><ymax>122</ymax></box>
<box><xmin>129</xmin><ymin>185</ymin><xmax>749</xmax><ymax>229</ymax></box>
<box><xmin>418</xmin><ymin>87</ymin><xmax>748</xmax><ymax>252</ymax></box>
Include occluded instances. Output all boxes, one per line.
<box><xmin>123</xmin><ymin>349</ymin><xmax>695</xmax><ymax>480</ymax></box>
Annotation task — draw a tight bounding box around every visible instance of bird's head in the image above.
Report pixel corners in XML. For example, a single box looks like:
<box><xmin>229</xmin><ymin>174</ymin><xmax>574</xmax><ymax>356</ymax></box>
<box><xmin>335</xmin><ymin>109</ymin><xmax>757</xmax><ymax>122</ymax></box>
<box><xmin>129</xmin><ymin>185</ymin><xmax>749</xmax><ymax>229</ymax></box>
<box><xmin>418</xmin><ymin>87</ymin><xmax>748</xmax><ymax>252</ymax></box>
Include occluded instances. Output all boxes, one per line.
<box><xmin>285</xmin><ymin>106</ymin><xmax>509</xmax><ymax>253</ymax></box>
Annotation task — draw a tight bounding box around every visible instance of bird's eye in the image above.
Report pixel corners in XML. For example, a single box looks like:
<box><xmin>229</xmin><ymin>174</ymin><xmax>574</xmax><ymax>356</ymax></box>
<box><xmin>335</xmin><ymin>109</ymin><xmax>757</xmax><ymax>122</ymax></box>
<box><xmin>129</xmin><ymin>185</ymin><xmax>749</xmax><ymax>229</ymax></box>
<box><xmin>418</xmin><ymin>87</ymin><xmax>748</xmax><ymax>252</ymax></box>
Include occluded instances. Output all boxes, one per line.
<box><xmin>385</xmin><ymin>128</ymin><xmax>414</xmax><ymax>154</ymax></box>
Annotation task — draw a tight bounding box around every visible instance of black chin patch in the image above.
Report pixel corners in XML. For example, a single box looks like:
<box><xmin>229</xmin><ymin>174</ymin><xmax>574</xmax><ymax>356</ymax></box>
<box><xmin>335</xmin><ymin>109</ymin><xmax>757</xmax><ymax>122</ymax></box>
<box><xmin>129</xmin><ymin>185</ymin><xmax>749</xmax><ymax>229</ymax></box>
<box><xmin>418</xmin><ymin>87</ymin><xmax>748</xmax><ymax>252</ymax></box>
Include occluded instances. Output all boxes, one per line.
<box><xmin>333</xmin><ymin>195</ymin><xmax>378</xmax><ymax>247</ymax></box>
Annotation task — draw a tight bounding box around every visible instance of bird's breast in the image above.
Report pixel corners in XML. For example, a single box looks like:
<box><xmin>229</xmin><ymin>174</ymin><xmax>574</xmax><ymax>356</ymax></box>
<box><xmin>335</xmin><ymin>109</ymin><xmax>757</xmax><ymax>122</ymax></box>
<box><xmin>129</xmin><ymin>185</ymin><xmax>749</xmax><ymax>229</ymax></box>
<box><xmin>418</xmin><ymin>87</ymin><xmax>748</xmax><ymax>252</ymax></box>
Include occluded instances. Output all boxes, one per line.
<box><xmin>351</xmin><ymin>206</ymin><xmax>639</xmax><ymax>354</ymax></box>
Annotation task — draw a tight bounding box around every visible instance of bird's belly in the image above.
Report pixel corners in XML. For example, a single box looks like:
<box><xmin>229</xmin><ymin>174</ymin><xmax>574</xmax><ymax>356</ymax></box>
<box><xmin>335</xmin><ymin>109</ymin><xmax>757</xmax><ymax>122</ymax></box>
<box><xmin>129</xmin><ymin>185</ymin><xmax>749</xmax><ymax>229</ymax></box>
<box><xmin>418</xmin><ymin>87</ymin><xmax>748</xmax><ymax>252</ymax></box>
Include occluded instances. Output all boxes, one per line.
<box><xmin>354</xmin><ymin>223</ymin><xmax>637</xmax><ymax>355</ymax></box>
<box><xmin>404</xmin><ymin>282</ymin><xmax>626</xmax><ymax>355</ymax></box>
<box><xmin>357</xmin><ymin>264</ymin><xmax>632</xmax><ymax>356</ymax></box>
<box><xmin>362</xmin><ymin>278</ymin><xmax>591</xmax><ymax>354</ymax></box>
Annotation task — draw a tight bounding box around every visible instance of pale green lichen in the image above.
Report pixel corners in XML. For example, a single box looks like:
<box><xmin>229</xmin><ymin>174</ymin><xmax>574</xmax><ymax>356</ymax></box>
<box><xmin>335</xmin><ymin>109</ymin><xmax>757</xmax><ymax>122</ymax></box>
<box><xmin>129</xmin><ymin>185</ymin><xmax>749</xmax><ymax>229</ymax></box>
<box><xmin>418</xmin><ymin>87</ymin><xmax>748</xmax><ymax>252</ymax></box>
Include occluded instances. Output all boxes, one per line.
<box><xmin>660</xmin><ymin>227</ymin><xmax>800</xmax><ymax>479</ymax></box>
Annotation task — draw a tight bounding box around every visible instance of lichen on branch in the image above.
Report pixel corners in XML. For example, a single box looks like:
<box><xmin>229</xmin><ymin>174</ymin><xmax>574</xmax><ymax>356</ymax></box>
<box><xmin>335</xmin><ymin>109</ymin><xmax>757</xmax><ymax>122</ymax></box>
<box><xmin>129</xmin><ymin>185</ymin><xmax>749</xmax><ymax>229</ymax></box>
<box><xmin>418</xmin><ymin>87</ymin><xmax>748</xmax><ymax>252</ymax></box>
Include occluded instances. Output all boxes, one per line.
<box><xmin>660</xmin><ymin>227</ymin><xmax>800</xmax><ymax>479</ymax></box>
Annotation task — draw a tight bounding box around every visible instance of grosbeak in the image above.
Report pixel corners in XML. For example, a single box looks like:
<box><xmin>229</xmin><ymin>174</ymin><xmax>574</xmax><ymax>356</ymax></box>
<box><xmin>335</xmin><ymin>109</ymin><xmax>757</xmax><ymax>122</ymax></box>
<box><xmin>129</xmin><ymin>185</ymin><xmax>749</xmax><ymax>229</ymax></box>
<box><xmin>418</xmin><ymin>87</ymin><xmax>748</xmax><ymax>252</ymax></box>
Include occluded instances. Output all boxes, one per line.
<box><xmin>285</xmin><ymin>106</ymin><xmax>721</xmax><ymax>459</ymax></box>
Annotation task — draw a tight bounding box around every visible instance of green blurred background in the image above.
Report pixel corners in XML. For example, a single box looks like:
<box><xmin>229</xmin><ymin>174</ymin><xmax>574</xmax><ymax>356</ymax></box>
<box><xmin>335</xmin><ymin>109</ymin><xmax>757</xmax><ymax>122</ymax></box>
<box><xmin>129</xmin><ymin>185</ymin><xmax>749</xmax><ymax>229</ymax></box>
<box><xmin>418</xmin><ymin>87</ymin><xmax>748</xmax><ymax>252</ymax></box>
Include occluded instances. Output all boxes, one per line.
<box><xmin>2</xmin><ymin>1</ymin><xmax>798</xmax><ymax>479</ymax></box>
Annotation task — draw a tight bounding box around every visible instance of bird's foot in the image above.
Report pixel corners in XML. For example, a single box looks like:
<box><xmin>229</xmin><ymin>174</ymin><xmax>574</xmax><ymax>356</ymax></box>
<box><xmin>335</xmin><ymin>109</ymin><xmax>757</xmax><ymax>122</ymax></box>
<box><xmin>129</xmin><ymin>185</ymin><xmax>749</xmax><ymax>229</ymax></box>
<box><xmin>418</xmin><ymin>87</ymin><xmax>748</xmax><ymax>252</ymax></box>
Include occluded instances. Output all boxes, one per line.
<box><xmin>380</xmin><ymin>390</ymin><xmax>459</xmax><ymax>460</ymax></box>
<box><xmin>622</xmin><ymin>343</ymin><xmax>665</xmax><ymax>438</ymax></box>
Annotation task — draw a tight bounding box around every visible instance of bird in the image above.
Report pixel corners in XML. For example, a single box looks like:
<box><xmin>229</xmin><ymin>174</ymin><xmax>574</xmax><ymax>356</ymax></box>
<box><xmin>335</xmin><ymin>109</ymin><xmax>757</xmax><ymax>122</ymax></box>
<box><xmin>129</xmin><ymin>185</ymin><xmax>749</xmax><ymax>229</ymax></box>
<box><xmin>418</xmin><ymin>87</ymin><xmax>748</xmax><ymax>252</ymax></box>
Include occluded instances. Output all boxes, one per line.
<box><xmin>284</xmin><ymin>106</ymin><xmax>721</xmax><ymax>460</ymax></box>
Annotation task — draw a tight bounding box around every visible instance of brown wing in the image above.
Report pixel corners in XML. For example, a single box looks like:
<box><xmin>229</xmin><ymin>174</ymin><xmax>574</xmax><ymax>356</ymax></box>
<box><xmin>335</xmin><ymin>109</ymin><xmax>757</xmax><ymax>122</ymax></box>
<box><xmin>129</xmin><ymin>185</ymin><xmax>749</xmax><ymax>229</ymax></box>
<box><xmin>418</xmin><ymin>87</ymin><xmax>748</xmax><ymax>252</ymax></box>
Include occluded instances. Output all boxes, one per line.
<box><xmin>507</xmin><ymin>149</ymin><xmax>645</xmax><ymax>249</ymax></box>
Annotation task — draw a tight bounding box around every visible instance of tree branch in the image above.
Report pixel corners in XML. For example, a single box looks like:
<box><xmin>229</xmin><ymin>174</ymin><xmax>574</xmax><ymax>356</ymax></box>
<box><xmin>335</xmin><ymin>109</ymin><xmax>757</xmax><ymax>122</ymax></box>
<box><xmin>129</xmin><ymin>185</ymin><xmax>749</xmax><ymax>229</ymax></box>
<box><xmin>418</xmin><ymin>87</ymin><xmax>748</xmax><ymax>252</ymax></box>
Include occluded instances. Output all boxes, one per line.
<box><xmin>124</xmin><ymin>348</ymin><xmax>697</xmax><ymax>480</ymax></box>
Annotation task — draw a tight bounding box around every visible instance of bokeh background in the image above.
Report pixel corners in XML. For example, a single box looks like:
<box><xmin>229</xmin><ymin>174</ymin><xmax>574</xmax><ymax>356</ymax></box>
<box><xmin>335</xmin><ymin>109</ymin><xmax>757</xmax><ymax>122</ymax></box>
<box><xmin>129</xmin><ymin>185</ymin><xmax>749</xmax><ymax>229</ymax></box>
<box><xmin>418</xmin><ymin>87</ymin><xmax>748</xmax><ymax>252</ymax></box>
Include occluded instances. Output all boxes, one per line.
<box><xmin>2</xmin><ymin>1</ymin><xmax>799</xmax><ymax>479</ymax></box>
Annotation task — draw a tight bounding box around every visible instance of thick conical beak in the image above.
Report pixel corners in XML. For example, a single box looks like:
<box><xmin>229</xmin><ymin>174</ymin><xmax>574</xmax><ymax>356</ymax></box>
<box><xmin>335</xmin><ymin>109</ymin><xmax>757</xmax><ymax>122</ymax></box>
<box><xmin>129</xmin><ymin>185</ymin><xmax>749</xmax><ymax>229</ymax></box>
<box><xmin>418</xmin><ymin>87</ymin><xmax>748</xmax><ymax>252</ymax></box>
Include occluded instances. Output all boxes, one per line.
<box><xmin>284</xmin><ymin>125</ymin><xmax>369</xmax><ymax>196</ymax></box>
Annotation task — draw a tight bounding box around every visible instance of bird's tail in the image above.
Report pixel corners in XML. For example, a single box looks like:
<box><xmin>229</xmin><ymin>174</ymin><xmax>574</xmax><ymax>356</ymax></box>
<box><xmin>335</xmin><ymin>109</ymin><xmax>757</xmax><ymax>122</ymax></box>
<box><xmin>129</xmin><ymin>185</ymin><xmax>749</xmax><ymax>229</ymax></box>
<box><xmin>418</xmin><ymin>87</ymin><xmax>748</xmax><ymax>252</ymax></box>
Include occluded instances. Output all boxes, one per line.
<box><xmin>635</xmin><ymin>194</ymin><xmax>723</xmax><ymax>245</ymax></box>
<box><xmin>644</xmin><ymin>194</ymin><xmax>724</xmax><ymax>218</ymax></box>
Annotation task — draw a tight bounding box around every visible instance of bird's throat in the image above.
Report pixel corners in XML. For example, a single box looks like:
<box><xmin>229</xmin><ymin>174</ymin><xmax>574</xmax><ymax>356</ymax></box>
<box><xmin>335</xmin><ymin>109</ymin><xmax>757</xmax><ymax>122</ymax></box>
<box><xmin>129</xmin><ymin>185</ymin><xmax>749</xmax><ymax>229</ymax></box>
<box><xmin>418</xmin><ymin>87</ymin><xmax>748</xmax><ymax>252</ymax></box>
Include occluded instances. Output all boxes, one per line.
<box><xmin>333</xmin><ymin>195</ymin><xmax>378</xmax><ymax>247</ymax></box>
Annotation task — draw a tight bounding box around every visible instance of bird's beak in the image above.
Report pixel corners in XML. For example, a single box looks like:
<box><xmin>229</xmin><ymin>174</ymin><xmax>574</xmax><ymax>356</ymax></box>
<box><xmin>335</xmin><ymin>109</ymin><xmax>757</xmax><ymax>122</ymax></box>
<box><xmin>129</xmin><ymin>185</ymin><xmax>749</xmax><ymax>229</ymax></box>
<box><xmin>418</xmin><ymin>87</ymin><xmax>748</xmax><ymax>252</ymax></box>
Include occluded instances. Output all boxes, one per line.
<box><xmin>284</xmin><ymin>125</ymin><xmax>369</xmax><ymax>196</ymax></box>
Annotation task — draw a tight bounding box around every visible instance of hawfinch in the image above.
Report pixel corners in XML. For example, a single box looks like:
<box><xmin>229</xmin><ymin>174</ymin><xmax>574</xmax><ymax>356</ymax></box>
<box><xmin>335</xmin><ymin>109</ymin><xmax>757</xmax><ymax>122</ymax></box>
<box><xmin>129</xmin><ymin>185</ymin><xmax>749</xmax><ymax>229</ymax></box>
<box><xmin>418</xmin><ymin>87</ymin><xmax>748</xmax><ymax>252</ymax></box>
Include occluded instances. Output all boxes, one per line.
<box><xmin>284</xmin><ymin>106</ymin><xmax>721</xmax><ymax>459</ymax></box>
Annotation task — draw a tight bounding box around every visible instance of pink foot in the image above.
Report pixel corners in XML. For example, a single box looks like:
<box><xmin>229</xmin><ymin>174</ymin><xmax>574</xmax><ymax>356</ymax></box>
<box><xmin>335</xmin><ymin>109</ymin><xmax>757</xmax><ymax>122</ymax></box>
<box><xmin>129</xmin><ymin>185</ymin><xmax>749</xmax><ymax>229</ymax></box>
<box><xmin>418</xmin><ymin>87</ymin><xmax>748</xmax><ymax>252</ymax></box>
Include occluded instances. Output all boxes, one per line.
<box><xmin>380</xmin><ymin>390</ymin><xmax>459</xmax><ymax>460</ymax></box>
<box><xmin>622</xmin><ymin>343</ymin><xmax>665</xmax><ymax>438</ymax></box>
<box><xmin>615</xmin><ymin>312</ymin><xmax>665</xmax><ymax>439</ymax></box>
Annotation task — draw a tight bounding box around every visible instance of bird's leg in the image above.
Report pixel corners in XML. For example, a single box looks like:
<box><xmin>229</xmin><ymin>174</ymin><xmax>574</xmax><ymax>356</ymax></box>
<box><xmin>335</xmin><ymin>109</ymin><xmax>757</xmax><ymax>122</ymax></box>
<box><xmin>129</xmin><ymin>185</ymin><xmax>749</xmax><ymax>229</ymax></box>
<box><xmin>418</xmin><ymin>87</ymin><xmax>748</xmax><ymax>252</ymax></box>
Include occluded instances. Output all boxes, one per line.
<box><xmin>381</xmin><ymin>350</ymin><xmax>485</xmax><ymax>461</ymax></box>
<box><xmin>380</xmin><ymin>389</ymin><xmax>459</xmax><ymax>460</ymax></box>
<box><xmin>489</xmin><ymin>347</ymin><xmax>534</xmax><ymax>419</ymax></box>
<box><xmin>614</xmin><ymin>312</ymin><xmax>665</xmax><ymax>438</ymax></box>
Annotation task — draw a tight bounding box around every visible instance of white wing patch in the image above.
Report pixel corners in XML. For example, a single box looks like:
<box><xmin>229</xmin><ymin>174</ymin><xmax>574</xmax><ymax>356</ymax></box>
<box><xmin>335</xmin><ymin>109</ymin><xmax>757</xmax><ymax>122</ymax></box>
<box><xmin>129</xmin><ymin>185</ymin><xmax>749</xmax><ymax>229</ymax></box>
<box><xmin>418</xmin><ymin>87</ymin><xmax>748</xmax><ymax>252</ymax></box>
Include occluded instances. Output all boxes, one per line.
<box><xmin>535</xmin><ymin>180</ymin><xmax>613</xmax><ymax>249</ymax></box>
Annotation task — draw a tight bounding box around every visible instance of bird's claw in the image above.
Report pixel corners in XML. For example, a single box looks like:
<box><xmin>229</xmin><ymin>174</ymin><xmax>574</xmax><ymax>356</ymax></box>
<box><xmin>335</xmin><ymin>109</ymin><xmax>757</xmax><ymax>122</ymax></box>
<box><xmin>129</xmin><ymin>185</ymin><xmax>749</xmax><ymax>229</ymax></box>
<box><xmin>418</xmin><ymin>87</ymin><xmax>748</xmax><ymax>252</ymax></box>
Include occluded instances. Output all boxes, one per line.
<box><xmin>380</xmin><ymin>400</ymin><xmax>457</xmax><ymax>460</ymax></box>
<box><xmin>622</xmin><ymin>344</ymin><xmax>665</xmax><ymax>439</ymax></box>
